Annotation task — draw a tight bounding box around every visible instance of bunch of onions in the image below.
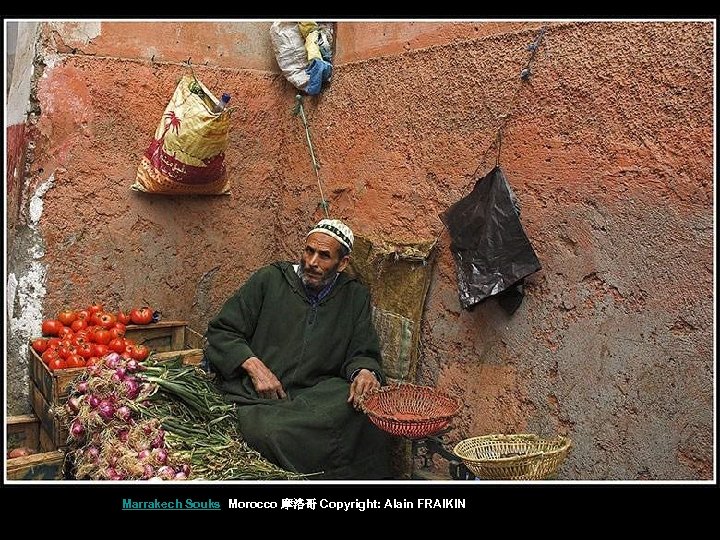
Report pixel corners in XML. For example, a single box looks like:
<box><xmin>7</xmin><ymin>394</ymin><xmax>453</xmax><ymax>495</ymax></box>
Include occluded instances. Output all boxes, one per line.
<box><xmin>59</xmin><ymin>354</ymin><xmax>302</xmax><ymax>481</ymax></box>
<box><xmin>59</xmin><ymin>353</ymin><xmax>190</xmax><ymax>481</ymax></box>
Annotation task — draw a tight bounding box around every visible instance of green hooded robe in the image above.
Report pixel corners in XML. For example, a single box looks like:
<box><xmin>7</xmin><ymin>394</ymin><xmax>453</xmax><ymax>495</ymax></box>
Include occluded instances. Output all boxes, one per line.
<box><xmin>205</xmin><ymin>261</ymin><xmax>392</xmax><ymax>479</ymax></box>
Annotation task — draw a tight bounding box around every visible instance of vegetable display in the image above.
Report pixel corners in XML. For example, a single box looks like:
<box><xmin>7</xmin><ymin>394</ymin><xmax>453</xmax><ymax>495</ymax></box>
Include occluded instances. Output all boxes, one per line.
<box><xmin>58</xmin><ymin>353</ymin><xmax>303</xmax><ymax>481</ymax></box>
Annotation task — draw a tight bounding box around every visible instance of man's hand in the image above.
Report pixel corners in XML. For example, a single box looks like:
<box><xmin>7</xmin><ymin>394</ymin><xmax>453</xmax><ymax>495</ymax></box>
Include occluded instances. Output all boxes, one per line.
<box><xmin>242</xmin><ymin>356</ymin><xmax>287</xmax><ymax>399</ymax></box>
<box><xmin>347</xmin><ymin>369</ymin><xmax>380</xmax><ymax>410</ymax></box>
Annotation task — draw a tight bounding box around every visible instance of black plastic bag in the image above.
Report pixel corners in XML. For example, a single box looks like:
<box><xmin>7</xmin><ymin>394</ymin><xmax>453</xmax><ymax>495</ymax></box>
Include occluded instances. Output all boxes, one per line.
<box><xmin>441</xmin><ymin>166</ymin><xmax>541</xmax><ymax>311</ymax></box>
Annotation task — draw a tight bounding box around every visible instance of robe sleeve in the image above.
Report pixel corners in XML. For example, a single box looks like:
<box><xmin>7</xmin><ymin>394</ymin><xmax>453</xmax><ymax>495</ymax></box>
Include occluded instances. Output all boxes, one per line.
<box><xmin>204</xmin><ymin>269</ymin><xmax>266</xmax><ymax>380</ymax></box>
<box><xmin>341</xmin><ymin>287</ymin><xmax>385</xmax><ymax>385</ymax></box>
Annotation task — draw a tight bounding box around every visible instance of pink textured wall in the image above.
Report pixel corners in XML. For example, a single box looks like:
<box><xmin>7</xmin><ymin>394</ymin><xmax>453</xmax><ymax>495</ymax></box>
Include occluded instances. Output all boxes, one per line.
<box><xmin>8</xmin><ymin>21</ymin><xmax>713</xmax><ymax>480</ymax></box>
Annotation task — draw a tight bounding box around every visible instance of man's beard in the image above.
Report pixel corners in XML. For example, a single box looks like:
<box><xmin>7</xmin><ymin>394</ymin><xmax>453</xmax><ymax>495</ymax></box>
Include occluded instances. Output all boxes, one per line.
<box><xmin>299</xmin><ymin>259</ymin><xmax>340</xmax><ymax>292</ymax></box>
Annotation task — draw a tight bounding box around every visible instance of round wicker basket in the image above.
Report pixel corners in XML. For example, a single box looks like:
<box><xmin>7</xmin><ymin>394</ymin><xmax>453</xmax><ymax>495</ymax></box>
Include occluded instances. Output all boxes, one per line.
<box><xmin>453</xmin><ymin>434</ymin><xmax>572</xmax><ymax>480</ymax></box>
<box><xmin>361</xmin><ymin>384</ymin><xmax>461</xmax><ymax>439</ymax></box>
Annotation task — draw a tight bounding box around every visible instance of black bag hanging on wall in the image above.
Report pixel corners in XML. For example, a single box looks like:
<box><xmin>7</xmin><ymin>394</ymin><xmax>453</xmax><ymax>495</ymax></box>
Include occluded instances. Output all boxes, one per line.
<box><xmin>441</xmin><ymin>166</ymin><xmax>541</xmax><ymax>311</ymax></box>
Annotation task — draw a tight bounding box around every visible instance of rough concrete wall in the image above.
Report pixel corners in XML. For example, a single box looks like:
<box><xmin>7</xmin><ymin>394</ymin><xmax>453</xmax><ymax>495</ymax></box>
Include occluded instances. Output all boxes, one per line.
<box><xmin>335</xmin><ymin>21</ymin><xmax>547</xmax><ymax>64</ymax></box>
<box><xmin>6</xmin><ymin>21</ymin><xmax>287</xmax><ymax>414</ymax></box>
<box><xmin>6</xmin><ymin>21</ymin><xmax>713</xmax><ymax>481</ymax></box>
<box><xmin>42</xmin><ymin>21</ymin><xmax>278</xmax><ymax>71</ymax></box>
<box><xmin>273</xmin><ymin>21</ymin><xmax>714</xmax><ymax>480</ymax></box>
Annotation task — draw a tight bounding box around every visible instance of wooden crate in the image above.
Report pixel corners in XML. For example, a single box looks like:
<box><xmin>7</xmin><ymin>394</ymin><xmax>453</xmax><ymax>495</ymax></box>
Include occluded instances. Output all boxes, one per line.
<box><xmin>6</xmin><ymin>415</ymin><xmax>65</xmax><ymax>480</ymax></box>
<box><xmin>125</xmin><ymin>320</ymin><xmax>204</xmax><ymax>356</ymax></box>
<box><xmin>27</xmin><ymin>321</ymin><xmax>204</xmax><ymax>449</ymax></box>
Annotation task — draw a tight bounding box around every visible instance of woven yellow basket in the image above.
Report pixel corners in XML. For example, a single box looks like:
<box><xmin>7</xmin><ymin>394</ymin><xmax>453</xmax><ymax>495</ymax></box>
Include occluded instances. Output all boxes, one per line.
<box><xmin>361</xmin><ymin>384</ymin><xmax>462</xmax><ymax>439</ymax></box>
<box><xmin>453</xmin><ymin>434</ymin><xmax>572</xmax><ymax>480</ymax></box>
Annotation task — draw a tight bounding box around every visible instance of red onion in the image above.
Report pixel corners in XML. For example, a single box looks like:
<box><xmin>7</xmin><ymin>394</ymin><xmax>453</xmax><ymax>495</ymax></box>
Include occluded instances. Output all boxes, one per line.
<box><xmin>66</xmin><ymin>396</ymin><xmax>81</xmax><ymax>414</ymax></box>
<box><xmin>123</xmin><ymin>378</ymin><xmax>140</xmax><ymax>400</ymax></box>
<box><xmin>142</xmin><ymin>464</ymin><xmax>155</xmax><ymax>479</ymax></box>
<box><xmin>151</xmin><ymin>433</ymin><xmax>165</xmax><ymax>449</ymax></box>
<box><xmin>174</xmin><ymin>472</ymin><xmax>187</xmax><ymax>480</ymax></box>
<box><xmin>98</xmin><ymin>399</ymin><xmax>116</xmax><ymax>421</ymax></box>
<box><xmin>117</xmin><ymin>429</ymin><xmax>129</xmax><ymax>443</ymax></box>
<box><xmin>86</xmin><ymin>446</ymin><xmax>100</xmax><ymax>462</ymax></box>
<box><xmin>76</xmin><ymin>381</ymin><xmax>89</xmax><ymax>394</ymax></box>
<box><xmin>104</xmin><ymin>353</ymin><xmax>121</xmax><ymax>368</ymax></box>
<box><xmin>105</xmin><ymin>467</ymin><xmax>125</xmax><ymax>480</ymax></box>
<box><xmin>125</xmin><ymin>359</ymin><xmax>141</xmax><ymax>372</ymax></box>
<box><xmin>70</xmin><ymin>420</ymin><xmax>85</xmax><ymax>439</ymax></box>
<box><xmin>181</xmin><ymin>464</ymin><xmax>192</xmax><ymax>476</ymax></box>
<box><xmin>157</xmin><ymin>465</ymin><xmax>176</xmax><ymax>480</ymax></box>
<box><xmin>152</xmin><ymin>447</ymin><xmax>168</xmax><ymax>465</ymax></box>
<box><xmin>137</xmin><ymin>449</ymin><xmax>151</xmax><ymax>461</ymax></box>
<box><xmin>116</xmin><ymin>406</ymin><xmax>132</xmax><ymax>422</ymax></box>
<box><xmin>88</xmin><ymin>394</ymin><xmax>100</xmax><ymax>408</ymax></box>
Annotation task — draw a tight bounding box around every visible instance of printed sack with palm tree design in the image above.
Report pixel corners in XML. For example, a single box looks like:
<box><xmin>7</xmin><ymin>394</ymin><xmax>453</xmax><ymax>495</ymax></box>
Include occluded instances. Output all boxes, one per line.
<box><xmin>133</xmin><ymin>74</ymin><xmax>231</xmax><ymax>195</ymax></box>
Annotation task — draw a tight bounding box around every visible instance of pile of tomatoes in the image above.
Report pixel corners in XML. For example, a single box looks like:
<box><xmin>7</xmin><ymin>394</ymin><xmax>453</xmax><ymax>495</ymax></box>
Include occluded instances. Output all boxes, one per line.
<box><xmin>32</xmin><ymin>305</ymin><xmax>157</xmax><ymax>371</ymax></box>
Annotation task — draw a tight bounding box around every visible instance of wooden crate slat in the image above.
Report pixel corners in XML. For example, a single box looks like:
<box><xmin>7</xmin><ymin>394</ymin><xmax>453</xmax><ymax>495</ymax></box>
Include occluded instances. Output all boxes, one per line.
<box><xmin>184</xmin><ymin>326</ymin><xmax>206</xmax><ymax>349</ymax></box>
<box><xmin>6</xmin><ymin>451</ymin><xmax>64</xmax><ymax>480</ymax></box>
<box><xmin>39</xmin><ymin>424</ymin><xmax>57</xmax><ymax>453</ymax></box>
<box><xmin>153</xmin><ymin>348</ymin><xmax>204</xmax><ymax>365</ymax></box>
<box><xmin>30</xmin><ymin>381</ymin><xmax>68</xmax><ymax>449</ymax></box>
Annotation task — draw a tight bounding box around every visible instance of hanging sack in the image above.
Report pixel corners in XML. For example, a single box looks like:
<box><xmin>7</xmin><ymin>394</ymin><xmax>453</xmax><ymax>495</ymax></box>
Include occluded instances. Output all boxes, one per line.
<box><xmin>133</xmin><ymin>74</ymin><xmax>231</xmax><ymax>195</ymax></box>
<box><xmin>270</xmin><ymin>21</ymin><xmax>335</xmax><ymax>94</ymax></box>
<box><xmin>441</xmin><ymin>166</ymin><xmax>541</xmax><ymax>310</ymax></box>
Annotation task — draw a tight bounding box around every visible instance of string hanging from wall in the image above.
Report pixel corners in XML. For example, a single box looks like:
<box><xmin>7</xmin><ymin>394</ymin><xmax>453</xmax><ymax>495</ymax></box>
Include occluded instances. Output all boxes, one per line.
<box><xmin>472</xmin><ymin>26</ymin><xmax>547</xmax><ymax>178</ymax></box>
<box><xmin>293</xmin><ymin>94</ymin><xmax>330</xmax><ymax>219</ymax></box>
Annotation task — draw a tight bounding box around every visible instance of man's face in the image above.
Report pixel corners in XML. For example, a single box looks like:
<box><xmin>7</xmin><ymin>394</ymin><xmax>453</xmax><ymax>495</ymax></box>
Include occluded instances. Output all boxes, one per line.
<box><xmin>300</xmin><ymin>232</ymin><xmax>350</xmax><ymax>291</ymax></box>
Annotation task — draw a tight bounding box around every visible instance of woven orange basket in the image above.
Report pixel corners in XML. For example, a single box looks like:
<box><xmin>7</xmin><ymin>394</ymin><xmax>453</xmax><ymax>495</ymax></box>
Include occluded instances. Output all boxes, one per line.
<box><xmin>361</xmin><ymin>384</ymin><xmax>461</xmax><ymax>439</ymax></box>
<box><xmin>453</xmin><ymin>434</ymin><xmax>572</xmax><ymax>480</ymax></box>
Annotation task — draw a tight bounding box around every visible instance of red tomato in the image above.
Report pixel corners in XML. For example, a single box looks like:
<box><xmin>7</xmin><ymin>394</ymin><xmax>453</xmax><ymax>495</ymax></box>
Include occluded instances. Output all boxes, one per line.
<box><xmin>65</xmin><ymin>354</ymin><xmax>85</xmax><ymax>368</ymax></box>
<box><xmin>57</xmin><ymin>309</ymin><xmax>77</xmax><ymax>326</ymax></box>
<box><xmin>129</xmin><ymin>307</ymin><xmax>154</xmax><ymax>325</ymax></box>
<box><xmin>92</xmin><ymin>327</ymin><xmax>112</xmax><ymax>346</ymax></box>
<box><xmin>31</xmin><ymin>338</ymin><xmax>49</xmax><ymax>354</ymax></box>
<box><xmin>57</xmin><ymin>344</ymin><xmax>77</xmax><ymax>360</ymax></box>
<box><xmin>76</xmin><ymin>309</ymin><xmax>90</xmax><ymax>320</ymax></box>
<box><xmin>86</xmin><ymin>357</ymin><xmax>100</xmax><ymax>367</ymax></box>
<box><xmin>47</xmin><ymin>337</ymin><xmax>61</xmax><ymax>349</ymax></box>
<box><xmin>58</xmin><ymin>326</ymin><xmax>74</xmax><ymax>340</ymax></box>
<box><xmin>116</xmin><ymin>310</ymin><xmax>132</xmax><ymax>325</ymax></box>
<box><xmin>75</xmin><ymin>328</ymin><xmax>91</xmax><ymax>340</ymax></box>
<box><xmin>128</xmin><ymin>344</ymin><xmax>150</xmax><ymax>361</ymax></box>
<box><xmin>98</xmin><ymin>312</ymin><xmax>117</xmax><ymax>330</ymax></box>
<box><xmin>71</xmin><ymin>334</ymin><xmax>89</xmax><ymax>347</ymax></box>
<box><xmin>41</xmin><ymin>319</ymin><xmax>64</xmax><ymax>336</ymax></box>
<box><xmin>76</xmin><ymin>342</ymin><xmax>93</xmax><ymax>359</ymax></box>
<box><xmin>109</xmin><ymin>323</ymin><xmax>126</xmax><ymax>338</ymax></box>
<box><xmin>70</xmin><ymin>318</ymin><xmax>88</xmax><ymax>332</ymax></box>
<box><xmin>92</xmin><ymin>344</ymin><xmax>109</xmax><ymax>357</ymax></box>
<box><xmin>42</xmin><ymin>349</ymin><xmax>59</xmax><ymax>365</ymax></box>
<box><xmin>88</xmin><ymin>303</ymin><xmax>104</xmax><ymax>315</ymax></box>
<box><xmin>48</xmin><ymin>357</ymin><xmax>67</xmax><ymax>371</ymax></box>
<box><xmin>108</xmin><ymin>338</ymin><xmax>126</xmax><ymax>354</ymax></box>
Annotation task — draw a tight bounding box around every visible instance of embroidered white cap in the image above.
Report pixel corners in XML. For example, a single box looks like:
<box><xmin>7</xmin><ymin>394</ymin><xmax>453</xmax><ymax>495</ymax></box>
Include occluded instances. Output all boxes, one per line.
<box><xmin>307</xmin><ymin>219</ymin><xmax>354</xmax><ymax>253</ymax></box>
